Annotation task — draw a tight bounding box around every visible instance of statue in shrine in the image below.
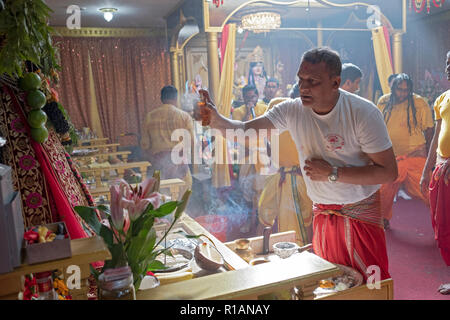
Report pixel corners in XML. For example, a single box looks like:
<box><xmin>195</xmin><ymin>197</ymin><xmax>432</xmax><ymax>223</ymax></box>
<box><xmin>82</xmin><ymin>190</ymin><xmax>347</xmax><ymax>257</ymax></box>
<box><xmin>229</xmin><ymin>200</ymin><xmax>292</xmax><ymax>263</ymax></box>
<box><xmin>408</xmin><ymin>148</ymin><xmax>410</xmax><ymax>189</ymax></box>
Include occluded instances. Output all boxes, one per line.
<box><xmin>246</xmin><ymin>46</ymin><xmax>267</xmax><ymax>100</ymax></box>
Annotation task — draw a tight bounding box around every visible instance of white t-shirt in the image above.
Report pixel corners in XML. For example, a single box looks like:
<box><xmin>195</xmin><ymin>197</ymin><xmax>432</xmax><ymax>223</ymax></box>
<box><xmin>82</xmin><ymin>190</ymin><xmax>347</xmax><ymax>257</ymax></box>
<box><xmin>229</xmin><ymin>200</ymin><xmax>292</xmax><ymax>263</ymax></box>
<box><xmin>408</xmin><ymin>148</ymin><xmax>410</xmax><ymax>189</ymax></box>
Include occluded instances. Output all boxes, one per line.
<box><xmin>266</xmin><ymin>89</ymin><xmax>392</xmax><ymax>204</ymax></box>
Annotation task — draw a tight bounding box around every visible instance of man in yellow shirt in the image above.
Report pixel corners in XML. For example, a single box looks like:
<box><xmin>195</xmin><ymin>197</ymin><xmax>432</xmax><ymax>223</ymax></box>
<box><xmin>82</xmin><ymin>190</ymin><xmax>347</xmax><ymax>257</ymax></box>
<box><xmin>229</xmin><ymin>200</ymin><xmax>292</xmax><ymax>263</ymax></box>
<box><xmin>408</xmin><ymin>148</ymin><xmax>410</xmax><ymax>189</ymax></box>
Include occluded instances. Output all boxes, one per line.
<box><xmin>232</xmin><ymin>85</ymin><xmax>268</xmax><ymax>232</ymax></box>
<box><xmin>420</xmin><ymin>51</ymin><xmax>450</xmax><ymax>295</ymax></box>
<box><xmin>377</xmin><ymin>73</ymin><xmax>434</xmax><ymax>228</ymax></box>
<box><xmin>141</xmin><ymin>85</ymin><xmax>194</xmax><ymax>198</ymax></box>
<box><xmin>258</xmin><ymin>83</ymin><xmax>313</xmax><ymax>245</ymax></box>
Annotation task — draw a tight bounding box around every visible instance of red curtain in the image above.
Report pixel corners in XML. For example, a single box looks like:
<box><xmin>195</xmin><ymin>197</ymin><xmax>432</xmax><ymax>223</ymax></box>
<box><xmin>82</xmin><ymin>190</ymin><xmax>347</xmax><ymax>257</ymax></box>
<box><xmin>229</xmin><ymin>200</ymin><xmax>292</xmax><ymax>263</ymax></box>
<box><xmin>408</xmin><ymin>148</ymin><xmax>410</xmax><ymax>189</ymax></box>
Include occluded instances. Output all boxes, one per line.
<box><xmin>54</xmin><ymin>36</ymin><xmax>171</xmax><ymax>142</ymax></box>
<box><xmin>53</xmin><ymin>37</ymin><xmax>92</xmax><ymax>129</ymax></box>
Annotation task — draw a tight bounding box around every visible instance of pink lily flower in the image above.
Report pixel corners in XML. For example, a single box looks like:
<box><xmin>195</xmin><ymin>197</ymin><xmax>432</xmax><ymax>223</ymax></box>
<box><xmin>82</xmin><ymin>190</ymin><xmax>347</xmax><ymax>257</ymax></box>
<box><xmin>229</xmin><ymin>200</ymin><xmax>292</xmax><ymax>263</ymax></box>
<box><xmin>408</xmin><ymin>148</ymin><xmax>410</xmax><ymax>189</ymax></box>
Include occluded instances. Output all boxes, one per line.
<box><xmin>109</xmin><ymin>184</ymin><xmax>125</xmax><ymax>230</ymax></box>
<box><xmin>116</xmin><ymin>177</ymin><xmax>162</xmax><ymax>222</ymax></box>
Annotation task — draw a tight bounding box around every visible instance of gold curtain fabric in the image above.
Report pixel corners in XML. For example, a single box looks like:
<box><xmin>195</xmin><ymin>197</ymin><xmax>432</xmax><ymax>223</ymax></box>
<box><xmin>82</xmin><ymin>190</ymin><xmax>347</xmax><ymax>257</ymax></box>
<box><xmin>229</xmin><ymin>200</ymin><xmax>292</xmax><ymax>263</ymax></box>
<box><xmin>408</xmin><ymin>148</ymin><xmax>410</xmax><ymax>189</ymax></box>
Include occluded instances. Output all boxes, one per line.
<box><xmin>212</xmin><ymin>24</ymin><xmax>236</xmax><ymax>188</ymax></box>
<box><xmin>54</xmin><ymin>37</ymin><xmax>171</xmax><ymax>142</ymax></box>
<box><xmin>372</xmin><ymin>26</ymin><xmax>394</xmax><ymax>95</ymax></box>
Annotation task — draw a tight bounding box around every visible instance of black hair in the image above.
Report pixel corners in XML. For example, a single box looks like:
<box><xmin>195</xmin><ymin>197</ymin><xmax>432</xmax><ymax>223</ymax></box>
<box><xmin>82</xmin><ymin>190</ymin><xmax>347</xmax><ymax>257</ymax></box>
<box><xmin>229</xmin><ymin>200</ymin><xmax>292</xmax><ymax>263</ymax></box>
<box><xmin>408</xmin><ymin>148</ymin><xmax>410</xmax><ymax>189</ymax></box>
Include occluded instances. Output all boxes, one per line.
<box><xmin>382</xmin><ymin>73</ymin><xmax>417</xmax><ymax>135</ymax></box>
<box><xmin>161</xmin><ymin>85</ymin><xmax>178</xmax><ymax>102</ymax></box>
<box><xmin>388</xmin><ymin>74</ymin><xmax>398</xmax><ymax>84</ymax></box>
<box><xmin>289</xmin><ymin>83</ymin><xmax>300</xmax><ymax>99</ymax></box>
<box><xmin>301</xmin><ymin>47</ymin><xmax>342</xmax><ymax>78</ymax></box>
<box><xmin>266</xmin><ymin>77</ymin><xmax>279</xmax><ymax>87</ymax></box>
<box><xmin>242</xmin><ymin>84</ymin><xmax>258</xmax><ymax>97</ymax></box>
<box><xmin>341</xmin><ymin>63</ymin><xmax>362</xmax><ymax>83</ymax></box>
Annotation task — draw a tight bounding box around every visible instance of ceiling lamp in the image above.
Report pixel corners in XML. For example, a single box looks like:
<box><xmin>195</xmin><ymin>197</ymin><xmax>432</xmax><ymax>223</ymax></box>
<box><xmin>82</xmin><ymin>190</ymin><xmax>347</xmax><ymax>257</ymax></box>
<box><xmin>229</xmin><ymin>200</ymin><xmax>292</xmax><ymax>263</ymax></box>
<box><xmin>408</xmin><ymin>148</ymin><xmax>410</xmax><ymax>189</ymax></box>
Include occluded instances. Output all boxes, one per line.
<box><xmin>99</xmin><ymin>8</ymin><xmax>118</xmax><ymax>22</ymax></box>
<box><xmin>241</xmin><ymin>12</ymin><xmax>281</xmax><ymax>33</ymax></box>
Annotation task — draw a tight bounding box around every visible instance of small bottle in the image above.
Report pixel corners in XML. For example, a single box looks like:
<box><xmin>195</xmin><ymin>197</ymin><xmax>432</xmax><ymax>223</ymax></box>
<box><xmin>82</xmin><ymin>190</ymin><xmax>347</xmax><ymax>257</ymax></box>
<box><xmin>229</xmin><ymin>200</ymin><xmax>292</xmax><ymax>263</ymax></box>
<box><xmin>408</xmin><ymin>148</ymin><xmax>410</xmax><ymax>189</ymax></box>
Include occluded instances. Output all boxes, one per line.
<box><xmin>35</xmin><ymin>271</ymin><xmax>57</xmax><ymax>300</ymax></box>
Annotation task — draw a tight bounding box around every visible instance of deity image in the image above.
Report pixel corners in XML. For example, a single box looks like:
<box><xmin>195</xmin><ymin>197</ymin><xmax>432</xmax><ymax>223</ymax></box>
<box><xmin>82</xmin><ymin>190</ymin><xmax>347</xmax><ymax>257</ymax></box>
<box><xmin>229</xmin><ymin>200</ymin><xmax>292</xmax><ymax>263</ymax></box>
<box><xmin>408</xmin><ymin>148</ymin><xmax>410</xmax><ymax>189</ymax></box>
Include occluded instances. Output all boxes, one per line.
<box><xmin>248</xmin><ymin>61</ymin><xmax>267</xmax><ymax>99</ymax></box>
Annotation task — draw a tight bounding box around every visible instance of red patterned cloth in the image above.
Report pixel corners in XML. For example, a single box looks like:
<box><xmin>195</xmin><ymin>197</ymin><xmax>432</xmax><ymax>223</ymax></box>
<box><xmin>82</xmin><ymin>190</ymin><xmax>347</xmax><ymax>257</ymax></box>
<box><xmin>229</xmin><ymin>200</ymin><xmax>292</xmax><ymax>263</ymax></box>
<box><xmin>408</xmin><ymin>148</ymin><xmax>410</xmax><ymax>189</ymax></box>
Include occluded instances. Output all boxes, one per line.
<box><xmin>429</xmin><ymin>161</ymin><xmax>450</xmax><ymax>265</ymax></box>
<box><xmin>1</xmin><ymin>85</ymin><xmax>97</xmax><ymax>237</ymax></box>
<box><xmin>312</xmin><ymin>191</ymin><xmax>390</xmax><ymax>282</ymax></box>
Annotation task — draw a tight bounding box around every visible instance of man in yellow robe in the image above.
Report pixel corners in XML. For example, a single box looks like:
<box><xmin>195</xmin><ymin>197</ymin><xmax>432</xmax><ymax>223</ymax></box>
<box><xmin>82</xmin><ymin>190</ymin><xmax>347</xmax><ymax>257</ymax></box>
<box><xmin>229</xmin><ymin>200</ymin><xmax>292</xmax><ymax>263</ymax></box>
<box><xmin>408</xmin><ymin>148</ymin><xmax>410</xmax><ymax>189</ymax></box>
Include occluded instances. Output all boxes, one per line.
<box><xmin>377</xmin><ymin>74</ymin><xmax>434</xmax><ymax>228</ymax></box>
<box><xmin>141</xmin><ymin>85</ymin><xmax>194</xmax><ymax>198</ymax></box>
<box><xmin>258</xmin><ymin>84</ymin><xmax>313</xmax><ymax>245</ymax></box>
<box><xmin>232</xmin><ymin>84</ymin><xmax>268</xmax><ymax>232</ymax></box>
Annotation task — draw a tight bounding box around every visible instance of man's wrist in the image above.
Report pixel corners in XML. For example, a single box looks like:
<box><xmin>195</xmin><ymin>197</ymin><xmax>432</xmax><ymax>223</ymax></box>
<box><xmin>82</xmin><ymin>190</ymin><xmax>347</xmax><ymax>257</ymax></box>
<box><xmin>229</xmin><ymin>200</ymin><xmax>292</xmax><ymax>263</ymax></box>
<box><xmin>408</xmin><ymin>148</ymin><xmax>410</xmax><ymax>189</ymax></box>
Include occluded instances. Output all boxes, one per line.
<box><xmin>328</xmin><ymin>166</ymin><xmax>339</xmax><ymax>183</ymax></box>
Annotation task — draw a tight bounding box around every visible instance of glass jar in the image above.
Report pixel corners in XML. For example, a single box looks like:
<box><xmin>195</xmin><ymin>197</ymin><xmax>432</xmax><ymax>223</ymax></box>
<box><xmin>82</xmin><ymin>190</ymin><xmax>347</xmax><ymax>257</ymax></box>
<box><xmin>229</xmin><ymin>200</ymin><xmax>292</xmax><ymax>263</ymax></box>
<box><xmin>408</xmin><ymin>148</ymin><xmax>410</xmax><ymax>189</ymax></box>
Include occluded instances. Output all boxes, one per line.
<box><xmin>98</xmin><ymin>267</ymin><xmax>136</xmax><ymax>300</ymax></box>
<box><xmin>35</xmin><ymin>271</ymin><xmax>57</xmax><ymax>300</ymax></box>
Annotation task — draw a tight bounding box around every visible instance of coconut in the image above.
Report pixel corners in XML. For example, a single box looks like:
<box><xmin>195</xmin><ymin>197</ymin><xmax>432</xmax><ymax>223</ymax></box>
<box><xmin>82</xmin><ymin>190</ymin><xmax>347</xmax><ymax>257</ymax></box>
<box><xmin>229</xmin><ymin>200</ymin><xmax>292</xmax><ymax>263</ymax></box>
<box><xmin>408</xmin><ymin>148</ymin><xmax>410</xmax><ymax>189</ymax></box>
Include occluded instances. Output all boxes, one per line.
<box><xmin>194</xmin><ymin>242</ymin><xmax>224</xmax><ymax>271</ymax></box>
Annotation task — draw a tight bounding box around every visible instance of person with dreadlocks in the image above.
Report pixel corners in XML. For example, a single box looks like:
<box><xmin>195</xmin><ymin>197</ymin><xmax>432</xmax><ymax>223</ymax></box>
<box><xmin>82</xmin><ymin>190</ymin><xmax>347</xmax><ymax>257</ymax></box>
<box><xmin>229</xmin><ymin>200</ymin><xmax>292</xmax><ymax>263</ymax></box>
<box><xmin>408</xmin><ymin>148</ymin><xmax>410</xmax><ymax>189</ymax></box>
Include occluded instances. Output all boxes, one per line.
<box><xmin>420</xmin><ymin>50</ymin><xmax>450</xmax><ymax>295</ymax></box>
<box><xmin>377</xmin><ymin>73</ymin><xmax>434</xmax><ymax>229</ymax></box>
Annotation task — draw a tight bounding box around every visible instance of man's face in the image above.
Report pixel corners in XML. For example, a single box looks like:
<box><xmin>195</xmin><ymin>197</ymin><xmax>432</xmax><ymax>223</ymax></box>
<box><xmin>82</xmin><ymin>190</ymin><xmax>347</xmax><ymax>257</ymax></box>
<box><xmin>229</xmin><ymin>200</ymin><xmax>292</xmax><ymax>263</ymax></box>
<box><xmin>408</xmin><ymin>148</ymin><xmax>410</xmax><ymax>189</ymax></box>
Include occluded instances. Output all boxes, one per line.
<box><xmin>264</xmin><ymin>81</ymin><xmax>278</xmax><ymax>100</ymax></box>
<box><xmin>394</xmin><ymin>80</ymin><xmax>409</xmax><ymax>104</ymax></box>
<box><xmin>446</xmin><ymin>55</ymin><xmax>450</xmax><ymax>81</ymax></box>
<box><xmin>297</xmin><ymin>61</ymin><xmax>340</xmax><ymax>109</ymax></box>
<box><xmin>348</xmin><ymin>78</ymin><xmax>361</xmax><ymax>94</ymax></box>
<box><xmin>243</xmin><ymin>89</ymin><xmax>258</xmax><ymax>107</ymax></box>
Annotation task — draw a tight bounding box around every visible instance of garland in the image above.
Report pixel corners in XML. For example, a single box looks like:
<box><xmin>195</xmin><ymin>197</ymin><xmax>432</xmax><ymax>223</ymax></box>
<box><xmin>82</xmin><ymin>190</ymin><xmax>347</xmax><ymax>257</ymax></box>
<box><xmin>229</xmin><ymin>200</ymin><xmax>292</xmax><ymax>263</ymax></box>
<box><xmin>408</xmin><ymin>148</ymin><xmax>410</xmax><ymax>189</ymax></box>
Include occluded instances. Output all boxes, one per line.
<box><xmin>0</xmin><ymin>0</ymin><xmax>60</xmax><ymax>78</ymax></box>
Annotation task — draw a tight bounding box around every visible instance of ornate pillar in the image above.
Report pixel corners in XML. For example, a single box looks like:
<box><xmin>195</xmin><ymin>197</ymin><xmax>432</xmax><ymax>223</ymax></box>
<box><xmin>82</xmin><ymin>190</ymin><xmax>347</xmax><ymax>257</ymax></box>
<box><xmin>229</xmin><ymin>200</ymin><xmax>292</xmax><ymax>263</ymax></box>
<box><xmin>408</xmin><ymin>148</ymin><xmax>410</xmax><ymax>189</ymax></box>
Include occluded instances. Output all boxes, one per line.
<box><xmin>170</xmin><ymin>48</ymin><xmax>181</xmax><ymax>91</ymax></box>
<box><xmin>206</xmin><ymin>31</ymin><xmax>220</xmax><ymax>101</ymax></box>
<box><xmin>392</xmin><ymin>32</ymin><xmax>403</xmax><ymax>74</ymax></box>
<box><xmin>317</xmin><ymin>21</ymin><xmax>323</xmax><ymax>47</ymax></box>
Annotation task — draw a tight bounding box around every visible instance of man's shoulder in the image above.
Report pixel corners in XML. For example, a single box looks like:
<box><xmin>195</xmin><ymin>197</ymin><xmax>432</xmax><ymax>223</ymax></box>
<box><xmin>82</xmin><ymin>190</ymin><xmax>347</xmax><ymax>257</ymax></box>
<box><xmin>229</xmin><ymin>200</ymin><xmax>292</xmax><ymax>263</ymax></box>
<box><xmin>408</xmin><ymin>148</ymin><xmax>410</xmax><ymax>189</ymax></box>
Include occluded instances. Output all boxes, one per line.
<box><xmin>267</xmin><ymin>97</ymin><xmax>288</xmax><ymax>110</ymax></box>
<box><xmin>341</xmin><ymin>90</ymin><xmax>378</xmax><ymax>111</ymax></box>
<box><xmin>434</xmin><ymin>90</ymin><xmax>450</xmax><ymax>108</ymax></box>
<box><xmin>377</xmin><ymin>93</ymin><xmax>391</xmax><ymax>105</ymax></box>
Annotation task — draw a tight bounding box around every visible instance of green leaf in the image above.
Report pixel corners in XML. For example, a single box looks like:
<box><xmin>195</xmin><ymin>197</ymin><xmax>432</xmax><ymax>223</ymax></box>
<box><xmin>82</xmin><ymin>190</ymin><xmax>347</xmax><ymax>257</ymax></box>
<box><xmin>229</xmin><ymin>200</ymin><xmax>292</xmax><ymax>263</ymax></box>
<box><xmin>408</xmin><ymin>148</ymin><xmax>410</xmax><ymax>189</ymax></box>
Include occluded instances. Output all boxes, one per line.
<box><xmin>147</xmin><ymin>260</ymin><xmax>167</xmax><ymax>271</ymax></box>
<box><xmin>174</xmin><ymin>190</ymin><xmax>192</xmax><ymax>219</ymax></box>
<box><xmin>151</xmin><ymin>201</ymin><xmax>178</xmax><ymax>218</ymax></box>
<box><xmin>74</xmin><ymin>206</ymin><xmax>101</xmax><ymax>234</ymax></box>
<box><xmin>99</xmin><ymin>225</ymin><xmax>114</xmax><ymax>248</ymax></box>
<box><xmin>89</xmin><ymin>264</ymin><xmax>100</xmax><ymax>281</ymax></box>
<box><xmin>96</xmin><ymin>204</ymin><xmax>110</xmax><ymax>216</ymax></box>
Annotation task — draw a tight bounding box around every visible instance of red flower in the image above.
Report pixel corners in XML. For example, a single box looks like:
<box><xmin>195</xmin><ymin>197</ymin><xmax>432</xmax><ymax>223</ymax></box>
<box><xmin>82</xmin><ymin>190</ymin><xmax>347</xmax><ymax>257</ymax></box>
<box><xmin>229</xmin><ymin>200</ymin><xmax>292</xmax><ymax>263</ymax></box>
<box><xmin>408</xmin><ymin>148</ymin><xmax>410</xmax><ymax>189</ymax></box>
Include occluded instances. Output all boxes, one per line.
<box><xmin>24</xmin><ymin>230</ymin><xmax>39</xmax><ymax>244</ymax></box>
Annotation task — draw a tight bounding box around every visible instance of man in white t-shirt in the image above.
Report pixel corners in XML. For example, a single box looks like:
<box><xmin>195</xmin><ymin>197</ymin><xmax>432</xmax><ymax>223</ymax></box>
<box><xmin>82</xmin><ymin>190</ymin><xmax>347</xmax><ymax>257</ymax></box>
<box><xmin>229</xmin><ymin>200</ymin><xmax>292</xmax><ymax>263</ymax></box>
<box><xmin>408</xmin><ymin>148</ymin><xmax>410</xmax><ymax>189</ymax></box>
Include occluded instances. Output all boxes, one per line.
<box><xmin>196</xmin><ymin>47</ymin><xmax>398</xmax><ymax>281</ymax></box>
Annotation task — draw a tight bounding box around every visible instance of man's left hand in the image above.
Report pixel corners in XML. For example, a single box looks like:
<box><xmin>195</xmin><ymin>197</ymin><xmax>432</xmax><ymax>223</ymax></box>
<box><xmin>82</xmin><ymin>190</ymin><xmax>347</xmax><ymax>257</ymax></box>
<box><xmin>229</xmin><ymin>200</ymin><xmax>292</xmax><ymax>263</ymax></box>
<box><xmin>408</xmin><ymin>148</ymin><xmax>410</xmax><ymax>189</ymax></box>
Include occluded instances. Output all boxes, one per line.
<box><xmin>304</xmin><ymin>159</ymin><xmax>332</xmax><ymax>181</ymax></box>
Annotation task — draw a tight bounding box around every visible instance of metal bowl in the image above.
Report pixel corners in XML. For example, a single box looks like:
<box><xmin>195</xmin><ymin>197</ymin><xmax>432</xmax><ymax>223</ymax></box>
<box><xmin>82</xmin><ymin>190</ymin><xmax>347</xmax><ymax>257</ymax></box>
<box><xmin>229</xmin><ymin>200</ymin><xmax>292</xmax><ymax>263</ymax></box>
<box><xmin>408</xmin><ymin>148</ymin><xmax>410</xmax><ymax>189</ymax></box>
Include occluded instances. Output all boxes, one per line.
<box><xmin>153</xmin><ymin>247</ymin><xmax>193</xmax><ymax>273</ymax></box>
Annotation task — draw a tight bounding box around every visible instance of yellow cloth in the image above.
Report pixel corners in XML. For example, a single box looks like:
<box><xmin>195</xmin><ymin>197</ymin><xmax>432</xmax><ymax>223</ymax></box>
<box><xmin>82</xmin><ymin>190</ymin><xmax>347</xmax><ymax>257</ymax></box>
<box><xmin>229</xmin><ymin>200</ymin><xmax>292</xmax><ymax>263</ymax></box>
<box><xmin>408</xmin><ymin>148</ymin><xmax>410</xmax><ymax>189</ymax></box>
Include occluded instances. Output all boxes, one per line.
<box><xmin>434</xmin><ymin>90</ymin><xmax>450</xmax><ymax>158</ymax></box>
<box><xmin>377</xmin><ymin>93</ymin><xmax>434</xmax><ymax>156</ymax></box>
<box><xmin>258</xmin><ymin>171</ymin><xmax>313</xmax><ymax>246</ymax></box>
<box><xmin>141</xmin><ymin>104</ymin><xmax>194</xmax><ymax>154</ymax></box>
<box><xmin>371</xmin><ymin>27</ymin><xmax>394</xmax><ymax>95</ymax></box>
<box><xmin>258</xmin><ymin>97</ymin><xmax>313</xmax><ymax>245</ymax></box>
<box><xmin>232</xmin><ymin>102</ymin><xmax>267</xmax><ymax>121</ymax></box>
<box><xmin>212</xmin><ymin>23</ymin><xmax>236</xmax><ymax>188</ymax></box>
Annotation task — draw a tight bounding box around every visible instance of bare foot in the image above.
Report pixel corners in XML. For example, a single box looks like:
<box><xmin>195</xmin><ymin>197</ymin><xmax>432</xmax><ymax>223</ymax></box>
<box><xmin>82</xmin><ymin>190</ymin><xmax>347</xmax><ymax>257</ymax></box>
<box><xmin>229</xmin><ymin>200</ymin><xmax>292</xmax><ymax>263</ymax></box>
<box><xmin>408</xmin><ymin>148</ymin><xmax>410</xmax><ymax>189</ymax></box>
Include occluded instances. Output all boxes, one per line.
<box><xmin>438</xmin><ymin>283</ymin><xmax>450</xmax><ymax>295</ymax></box>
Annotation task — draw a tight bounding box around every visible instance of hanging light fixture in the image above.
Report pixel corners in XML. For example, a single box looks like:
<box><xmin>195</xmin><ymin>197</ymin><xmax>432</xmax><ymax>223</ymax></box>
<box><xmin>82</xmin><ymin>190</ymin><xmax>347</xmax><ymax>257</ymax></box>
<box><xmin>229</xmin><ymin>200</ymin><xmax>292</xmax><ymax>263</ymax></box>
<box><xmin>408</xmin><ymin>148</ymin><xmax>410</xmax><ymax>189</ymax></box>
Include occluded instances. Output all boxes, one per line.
<box><xmin>99</xmin><ymin>8</ymin><xmax>118</xmax><ymax>22</ymax></box>
<box><xmin>241</xmin><ymin>12</ymin><xmax>281</xmax><ymax>33</ymax></box>
<box><xmin>409</xmin><ymin>0</ymin><xmax>444</xmax><ymax>14</ymax></box>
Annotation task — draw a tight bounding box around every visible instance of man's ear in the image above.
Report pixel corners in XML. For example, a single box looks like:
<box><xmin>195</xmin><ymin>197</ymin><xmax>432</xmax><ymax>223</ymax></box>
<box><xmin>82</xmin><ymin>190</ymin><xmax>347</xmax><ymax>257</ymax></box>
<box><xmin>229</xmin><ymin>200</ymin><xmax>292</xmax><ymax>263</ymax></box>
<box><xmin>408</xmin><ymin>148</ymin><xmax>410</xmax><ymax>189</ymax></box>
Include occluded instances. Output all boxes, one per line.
<box><xmin>333</xmin><ymin>76</ymin><xmax>341</xmax><ymax>89</ymax></box>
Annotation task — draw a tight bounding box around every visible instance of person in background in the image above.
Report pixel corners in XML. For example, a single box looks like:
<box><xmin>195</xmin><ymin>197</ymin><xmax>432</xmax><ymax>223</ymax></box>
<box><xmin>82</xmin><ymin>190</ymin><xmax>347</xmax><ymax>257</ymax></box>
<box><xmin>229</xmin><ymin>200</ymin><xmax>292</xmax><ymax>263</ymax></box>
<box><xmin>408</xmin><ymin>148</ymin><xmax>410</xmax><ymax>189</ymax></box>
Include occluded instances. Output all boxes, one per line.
<box><xmin>141</xmin><ymin>85</ymin><xmax>194</xmax><ymax>198</ymax></box>
<box><xmin>258</xmin><ymin>82</ymin><xmax>313</xmax><ymax>245</ymax></box>
<box><xmin>197</xmin><ymin>47</ymin><xmax>398</xmax><ymax>281</ymax></box>
<box><xmin>388</xmin><ymin>74</ymin><xmax>398</xmax><ymax>89</ymax></box>
<box><xmin>377</xmin><ymin>73</ymin><xmax>434</xmax><ymax>229</ymax></box>
<box><xmin>232</xmin><ymin>85</ymin><xmax>268</xmax><ymax>233</ymax></box>
<box><xmin>262</xmin><ymin>77</ymin><xmax>280</xmax><ymax>105</ymax></box>
<box><xmin>420</xmin><ymin>50</ymin><xmax>450</xmax><ymax>295</ymax></box>
<box><xmin>340</xmin><ymin>63</ymin><xmax>363</xmax><ymax>94</ymax></box>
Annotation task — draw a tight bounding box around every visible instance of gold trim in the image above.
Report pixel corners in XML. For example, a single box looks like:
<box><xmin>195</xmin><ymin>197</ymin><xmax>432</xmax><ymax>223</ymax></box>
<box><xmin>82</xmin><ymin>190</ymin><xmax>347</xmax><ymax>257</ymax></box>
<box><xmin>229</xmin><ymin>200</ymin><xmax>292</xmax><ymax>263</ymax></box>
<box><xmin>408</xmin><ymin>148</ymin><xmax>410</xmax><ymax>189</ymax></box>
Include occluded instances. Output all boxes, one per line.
<box><xmin>51</xmin><ymin>27</ymin><xmax>165</xmax><ymax>38</ymax></box>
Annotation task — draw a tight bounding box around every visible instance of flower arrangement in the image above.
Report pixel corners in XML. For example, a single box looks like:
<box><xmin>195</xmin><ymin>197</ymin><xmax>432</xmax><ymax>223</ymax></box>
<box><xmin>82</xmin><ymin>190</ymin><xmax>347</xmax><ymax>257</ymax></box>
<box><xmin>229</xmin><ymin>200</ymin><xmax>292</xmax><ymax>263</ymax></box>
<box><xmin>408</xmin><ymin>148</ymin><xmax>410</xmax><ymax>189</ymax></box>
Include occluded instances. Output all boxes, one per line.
<box><xmin>74</xmin><ymin>171</ymin><xmax>191</xmax><ymax>291</ymax></box>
